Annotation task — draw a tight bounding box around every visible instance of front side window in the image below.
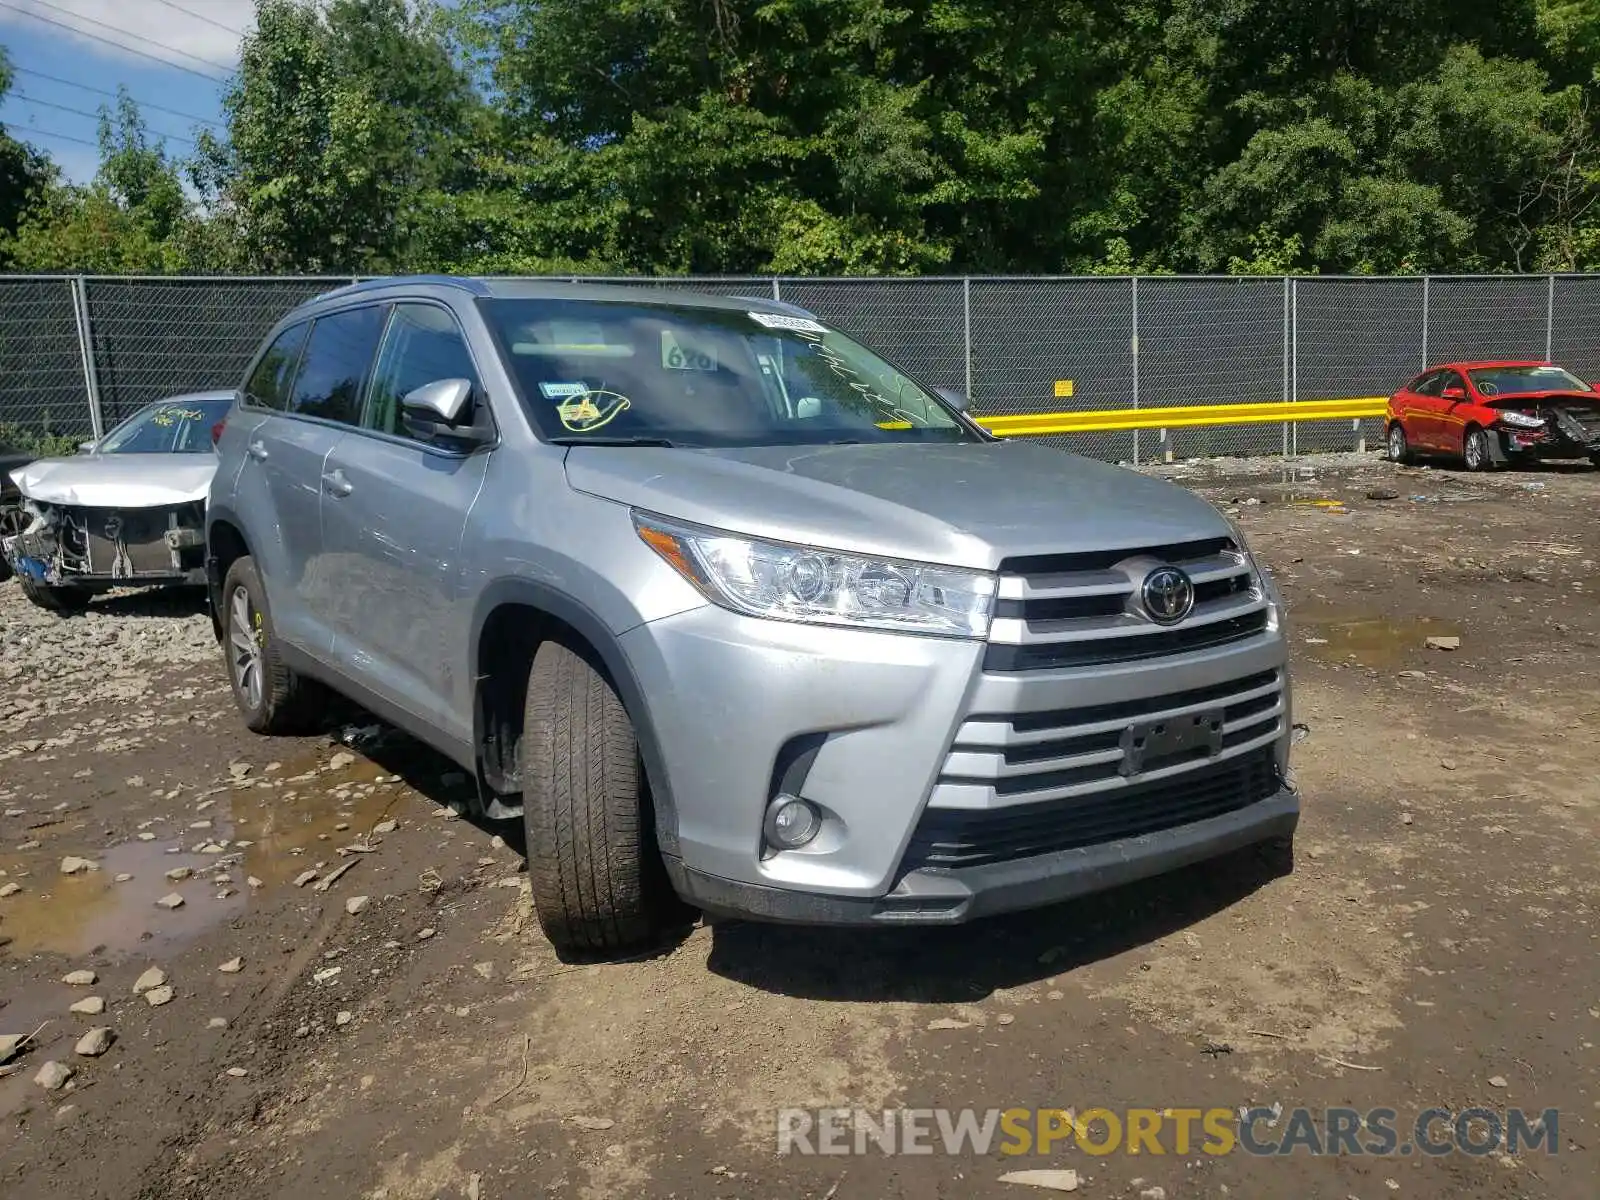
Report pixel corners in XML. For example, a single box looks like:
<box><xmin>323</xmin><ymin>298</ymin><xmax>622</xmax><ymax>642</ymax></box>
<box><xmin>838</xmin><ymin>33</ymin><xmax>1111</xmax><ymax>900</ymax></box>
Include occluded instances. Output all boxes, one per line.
<box><xmin>367</xmin><ymin>304</ymin><xmax>482</xmax><ymax>437</ymax></box>
<box><xmin>244</xmin><ymin>322</ymin><xmax>309</xmax><ymax>411</ymax></box>
<box><xmin>1468</xmin><ymin>365</ymin><xmax>1592</xmax><ymax>397</ymax></box>
<box><xmin>480</xmin><ymin>299</ymin><xmax>975</xmax><ymax>447</ymax></box>
<box><xmin>1411</xmin><ymin>371</ymin><xmax>1444</xmax><ymax>397</ymax></box>
<box><xmin>289</xmin><ymin>306</ymin><xmax>388</xmax><ymax>426</ymax></box>
<box><xmin>98</xmin><ymin>396</ymin><xmax>234</xmax><ymax>454</ymax></box>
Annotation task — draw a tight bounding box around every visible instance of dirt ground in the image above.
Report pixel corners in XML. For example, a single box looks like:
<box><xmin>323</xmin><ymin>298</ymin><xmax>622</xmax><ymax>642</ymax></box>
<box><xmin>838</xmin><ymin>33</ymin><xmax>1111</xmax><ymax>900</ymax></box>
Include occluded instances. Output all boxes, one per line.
<box><xmin>0</xmin><ymin>450</ymin><xmax>1596</xmax><ymax>1200</ymax></box>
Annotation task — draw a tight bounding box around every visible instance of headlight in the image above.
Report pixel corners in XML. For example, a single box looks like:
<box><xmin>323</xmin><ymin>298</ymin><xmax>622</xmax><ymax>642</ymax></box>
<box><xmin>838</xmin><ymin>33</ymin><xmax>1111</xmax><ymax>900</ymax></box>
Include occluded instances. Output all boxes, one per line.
<box><xmin>1219</xmin><ymin>511</ymin><xmax>1282</xmax><ymax>626</ymax></box>
<box><xmin>633</xmin><ymin>512</ymin><xmax>996</xmax><ymax>638</ymax></box>
<box><xmin>1495</xmin><ymin>410</ymin><xmax>1545</xmax><ymax>429</ymax></box>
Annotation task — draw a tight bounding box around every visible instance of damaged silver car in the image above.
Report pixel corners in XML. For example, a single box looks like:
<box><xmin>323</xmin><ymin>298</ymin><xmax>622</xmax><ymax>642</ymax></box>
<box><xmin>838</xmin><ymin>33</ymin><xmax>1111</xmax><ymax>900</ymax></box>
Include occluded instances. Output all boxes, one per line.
<box><xmin>2</xmin><ymin>392</ymin><xmax>234</xmax><ymax>613</ymax></box>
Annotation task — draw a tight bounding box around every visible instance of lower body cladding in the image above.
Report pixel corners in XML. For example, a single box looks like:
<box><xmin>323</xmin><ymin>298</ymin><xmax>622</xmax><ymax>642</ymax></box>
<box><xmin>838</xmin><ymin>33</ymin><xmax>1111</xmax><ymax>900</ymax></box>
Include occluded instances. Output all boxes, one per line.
<box><xmin>2</xmin><ymin>499</ymin><xmax>207</xmax><ymax>587</ymax></box>
<box><xmin>622</xmin><ymin>607</ymin><xmax>1296</xmax><ymax>926</ymax></box>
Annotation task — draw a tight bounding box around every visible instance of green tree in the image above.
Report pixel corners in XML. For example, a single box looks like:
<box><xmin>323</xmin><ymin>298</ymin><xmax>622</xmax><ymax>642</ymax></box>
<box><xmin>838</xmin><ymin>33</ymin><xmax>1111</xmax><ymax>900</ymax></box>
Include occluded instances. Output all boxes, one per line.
<box><xmin>2</xmin><ymin>90</ymin><xmax>205</xmax><ymax>272</ymax></box>
<box><xmin>0</xmin><ymin>47</ymin><xmax>58</xmax><ymax>266</ymax></box>
<box><xmin>197</xmin><ymin>0</ymin><xmax>477</xmax><ymax>273</ymax></box>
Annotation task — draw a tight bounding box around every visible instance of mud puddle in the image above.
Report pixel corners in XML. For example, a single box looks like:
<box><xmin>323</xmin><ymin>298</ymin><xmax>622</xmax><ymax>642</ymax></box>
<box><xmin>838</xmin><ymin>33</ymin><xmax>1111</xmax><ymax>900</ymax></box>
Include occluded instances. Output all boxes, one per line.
<box><xmin>1290</xmin><ymin>602</ymin><xmax>1460</xmax><ymax>668</ymax></box>
<box><xmin>0</xmin><ymin>748</ymin><xmax>411</xmax><ymax>959</ymax></box>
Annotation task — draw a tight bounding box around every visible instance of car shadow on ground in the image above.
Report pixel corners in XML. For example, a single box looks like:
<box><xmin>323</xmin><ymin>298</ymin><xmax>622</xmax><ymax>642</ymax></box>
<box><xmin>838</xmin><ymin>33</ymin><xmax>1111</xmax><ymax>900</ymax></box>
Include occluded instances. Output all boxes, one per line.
<box><xmin>289</xmin><ymin>710</ymin><xmax>1287</xmax><ymax>987</ymax></box>
<box><xmin>83</xmin><ymin>584</ymin><xmax>211</xmax><ymax>618</ymax></box>
<box><xmin>703</xmin><ymin>843</ymin><xmax>1289</xmax><ymax>1004</ymax></box>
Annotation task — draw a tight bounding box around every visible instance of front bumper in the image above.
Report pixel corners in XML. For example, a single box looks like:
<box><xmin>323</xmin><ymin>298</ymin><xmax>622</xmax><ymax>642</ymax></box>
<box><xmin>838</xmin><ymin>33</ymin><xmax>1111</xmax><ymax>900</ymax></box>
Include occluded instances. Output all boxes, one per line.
<box><xmin>622</xmin><ymin>602</ymin><xmax>1294</xmax><ymax>925</ymax></box>
<box><xmin>666</xmin><ymin>783</ymin><xmax>1298</xmax><ymax>925</ymax></box>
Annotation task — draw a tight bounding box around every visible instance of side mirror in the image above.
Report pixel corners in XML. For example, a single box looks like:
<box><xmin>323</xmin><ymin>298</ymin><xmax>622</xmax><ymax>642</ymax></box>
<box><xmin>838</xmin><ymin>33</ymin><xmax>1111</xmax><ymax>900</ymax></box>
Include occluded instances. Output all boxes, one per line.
<box><xmin>78</xmin><ymin>439</ymin><xmax>98</xmax><ymax>454</ymax></box>
<box><xmin>400</xmin><ymin>378</ymin><xmax>489</xmax><ymax>444</ymax></box>
<box><xmin>1441</xmin><ymin>386</ymin><xmax>1466</xmax><ymax>401</ymax></box>
<box><xmin>933</xmin><ymin>386</ymin><xmax>971</xmax><ymax>413</ymax></box>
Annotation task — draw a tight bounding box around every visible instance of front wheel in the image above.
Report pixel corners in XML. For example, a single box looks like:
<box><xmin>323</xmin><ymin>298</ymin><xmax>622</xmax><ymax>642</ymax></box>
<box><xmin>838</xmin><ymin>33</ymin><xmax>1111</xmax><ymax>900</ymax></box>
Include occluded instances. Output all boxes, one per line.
<box><xmin>1386</xmin><ymin>422</ymin><xmax>1410</xmax><ymax>464</ymax></box>
<box><xmin>19</xmin><ymin>577</ymin><xmax>91</xmax><ymax>614</ymax></box>
<box><xmin>1462</xmin><ymin>426</ymin><xmax>1495</xmax><ymax>472</ymax></box>
<box><xmin>521</xmin><ymin>639</ymin><xmax>675</xmax><ymax>958</ymax></box>
<box><xmin>220</xmin><ymin>556</ymin><xmax>326</xmax><ymax>734</ymax></box>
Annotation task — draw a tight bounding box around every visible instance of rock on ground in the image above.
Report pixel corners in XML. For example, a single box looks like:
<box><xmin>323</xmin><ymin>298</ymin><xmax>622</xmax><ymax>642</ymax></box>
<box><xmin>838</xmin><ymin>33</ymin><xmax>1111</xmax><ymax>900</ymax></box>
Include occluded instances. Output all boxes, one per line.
<box><xmin>74</xmin><ymin>1028</ymin><xmax>115</xmax><ymax>1057</ymax></box>
<box><xmin>34</xmin><ymin>1061</ymin><xmax>73</xmax><ymax>1090</ymax></box>
<box><xmin>132</xmin><ymin>966</ymin><xmax>167</xmax><ymax>994</ymax></box>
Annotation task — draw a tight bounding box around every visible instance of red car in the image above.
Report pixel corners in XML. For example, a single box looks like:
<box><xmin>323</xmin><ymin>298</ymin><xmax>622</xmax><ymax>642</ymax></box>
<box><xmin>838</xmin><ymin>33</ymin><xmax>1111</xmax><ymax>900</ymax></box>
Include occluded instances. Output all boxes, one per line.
<box><xmin>1385</xmin><ymin>360</ymin><xmax>1600</xmax><ymax>470</ymax></box>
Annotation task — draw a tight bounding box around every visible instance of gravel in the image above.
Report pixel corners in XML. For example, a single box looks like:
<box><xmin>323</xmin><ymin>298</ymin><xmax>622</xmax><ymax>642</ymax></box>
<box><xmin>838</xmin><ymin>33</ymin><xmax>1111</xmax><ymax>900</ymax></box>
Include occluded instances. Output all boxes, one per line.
<box><xmin>0</xmin><ymin>584</ymin><xmax>217</xmax><ymax>736</ymax></box>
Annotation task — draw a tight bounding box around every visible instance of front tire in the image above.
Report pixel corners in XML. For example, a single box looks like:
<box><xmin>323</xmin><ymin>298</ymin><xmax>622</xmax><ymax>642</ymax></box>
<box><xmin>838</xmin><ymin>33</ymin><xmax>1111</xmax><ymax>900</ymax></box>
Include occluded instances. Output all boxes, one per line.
<box><xmin>521</xmin><ymin>639</ymin><xmax>670</xmax><ymax>958</ymax></box>
<box><xmin>1386</xmin><ymin>422</ymin><xmax>1410</xmax><ymax>464</ymax></box>
<box><xmin>19</xmin><ymin>577</ymin><xmax>91</xmax><ymax>614</ymax></box>
<box><xmin>1462</xmin><ymin>425</ymin><xmax>1495</xmax><ymax>472</ymax></box>
<box><xmin>221</xmin><ymin>556</ymin><xmax>326</xmax><ymax>734</ymax></box>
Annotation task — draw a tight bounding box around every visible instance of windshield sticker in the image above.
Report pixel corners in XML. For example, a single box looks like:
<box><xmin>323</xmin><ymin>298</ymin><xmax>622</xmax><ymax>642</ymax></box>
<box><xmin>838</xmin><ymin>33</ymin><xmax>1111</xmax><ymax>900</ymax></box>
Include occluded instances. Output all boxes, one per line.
<box><xmin>150</xmin><ymin>405</ymin><xmax>205</xmax><ymax>427</ymax></box>
<box><xmin>539</xmin><ymin>381</ymin><xmax>590</xmax><ymax>399</ymax></box>
<box><xmin>661</xmin><ymin>330</ymin><xmax>718</xmax><ymax>372</ymax></box>
<box><xmin>747</xmin><ymin>311</ymin><xmax>829</xmax><ymax>334</ymax></box>
<box><xmin>556</xmin><ymin>388</ymin><xmax>631</xmax><ymax>433</ymax></box>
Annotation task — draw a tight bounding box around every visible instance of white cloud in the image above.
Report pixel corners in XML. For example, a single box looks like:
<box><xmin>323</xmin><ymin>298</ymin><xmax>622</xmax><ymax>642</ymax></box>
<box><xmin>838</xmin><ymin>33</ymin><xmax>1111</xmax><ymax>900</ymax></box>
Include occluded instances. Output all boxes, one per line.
<box><xmin>0</xmin><ymin>0</ymin><xmax>256</xmax><ymax>74</ymax></box>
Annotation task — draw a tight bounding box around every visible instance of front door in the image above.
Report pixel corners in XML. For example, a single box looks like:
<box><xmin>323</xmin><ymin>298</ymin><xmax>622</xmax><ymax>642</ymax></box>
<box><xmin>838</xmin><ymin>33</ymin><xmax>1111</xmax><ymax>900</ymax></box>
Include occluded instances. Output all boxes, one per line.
<box><xmin>318</xmin><ymin>302</ymin><xmax>492</xmax><ymax>746</ymax></box>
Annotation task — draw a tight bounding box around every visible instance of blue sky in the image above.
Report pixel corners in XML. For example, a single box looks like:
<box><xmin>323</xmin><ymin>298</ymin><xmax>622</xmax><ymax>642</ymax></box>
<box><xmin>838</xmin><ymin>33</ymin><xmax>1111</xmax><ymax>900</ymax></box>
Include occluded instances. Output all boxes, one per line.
<box><xmin>0</xmin><ymin>0</ymin><xmax>255</xmax><ymax>183</ymax></box>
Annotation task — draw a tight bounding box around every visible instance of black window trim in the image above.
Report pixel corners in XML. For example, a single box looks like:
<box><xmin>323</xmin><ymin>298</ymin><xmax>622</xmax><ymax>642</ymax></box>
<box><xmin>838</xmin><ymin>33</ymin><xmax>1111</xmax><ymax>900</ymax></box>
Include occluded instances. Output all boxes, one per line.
<box><xmin>239</xmin><ymin>318</ymin><xmax>312</xmax><ymax>413</ymax></box>
<box><xmin>352</xmin><ymin>298</ymin><xmax>500</xmax><ymax>457</ymax></box>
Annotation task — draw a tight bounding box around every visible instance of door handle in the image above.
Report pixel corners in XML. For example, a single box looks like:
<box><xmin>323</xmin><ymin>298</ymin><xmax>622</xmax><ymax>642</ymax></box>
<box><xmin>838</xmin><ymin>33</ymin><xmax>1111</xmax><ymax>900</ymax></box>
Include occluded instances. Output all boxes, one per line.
<box><xmin>247</xmin><ymin>440</ymin><xmax>269</xmax><ymax>462</ymax></box>
<box><xmin>321</xmin><ymin>470</ymin><xmax>353</xmax><ymax>498</ymax></box>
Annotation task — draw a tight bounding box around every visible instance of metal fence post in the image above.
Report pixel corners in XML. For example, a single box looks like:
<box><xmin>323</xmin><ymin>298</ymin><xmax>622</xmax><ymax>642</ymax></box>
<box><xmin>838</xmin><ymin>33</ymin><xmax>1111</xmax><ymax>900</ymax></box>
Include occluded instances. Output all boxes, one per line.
<box><xmin>1421</xmin><ymin>275</ymin><xmax>1430</xmax><ymax>368</ymax></box>
<box><xmin>962</xmin><ymin>277</ymin><xmax>972</xmax><ymax>403</ymax></box>
<box><xmin>70</xmin><ymin>276</ymin><xmax>104</xmax><ymax>439</ymax></box>
<box><xmin>772</xmin><ymin>278</ymin><xmax>781</xmax><ymax>302</ymax></box>
<box><xmin>1282</xmin><ymin>276</ymin><xmax>1290</xmax><ymax>460</ymax></box>
<box><xmin>1290</xmin><ymin>276</ymin><xmax>1299</xmax><ymax>458</ymax></box>
<box><xmin>1129</xmin><ymin>277</ymin><xmax>1140</xmax><ymax>464</ymax></box>
<box><xmin>1546</xmin><ymin>274</ymin><xmax>1555</xmax><ymax>362</ymax></box>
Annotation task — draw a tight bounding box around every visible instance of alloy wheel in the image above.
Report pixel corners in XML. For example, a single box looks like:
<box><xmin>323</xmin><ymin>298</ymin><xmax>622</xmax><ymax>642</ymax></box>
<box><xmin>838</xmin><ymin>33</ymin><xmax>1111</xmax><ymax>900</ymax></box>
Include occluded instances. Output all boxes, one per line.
<box><xmin>228</xmin><ymin>584</ymin><xmax>264</xmax><ymax>712</ymax></box>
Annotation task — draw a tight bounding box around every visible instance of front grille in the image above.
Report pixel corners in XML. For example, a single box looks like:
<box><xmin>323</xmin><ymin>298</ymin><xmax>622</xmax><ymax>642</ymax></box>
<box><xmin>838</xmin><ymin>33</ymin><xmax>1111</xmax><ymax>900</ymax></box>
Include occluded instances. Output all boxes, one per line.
<box><xmin>986</xmin><ymin>536</ymin><xmax>1269</xmax><ymax>673</ymax></box>
<box><xmin>902</xmin><ymin>747</ymin><xmax>1281</xmax><ymax>871</ymax></box>
<box><xmin>935</xmin><ymin>669</ymin><xmax>1284</xmax><ymax>806</ymax></box>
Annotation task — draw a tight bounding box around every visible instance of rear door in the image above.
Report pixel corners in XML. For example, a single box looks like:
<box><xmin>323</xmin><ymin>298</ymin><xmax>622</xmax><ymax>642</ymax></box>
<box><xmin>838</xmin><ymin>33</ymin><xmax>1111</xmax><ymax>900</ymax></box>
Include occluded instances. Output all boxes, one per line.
<box><xmin>317</xmin><ymin>301</ymin><xmax>493</xmax><ymax>746</ymax></box>
<box><xmin>1405</xmin><ymin>369</ymin><xmax>1448</xmax><ymax>448</ymax></box>
<box><xmin>237</xmin><ymin>305</ymin><xmax>387</xmax><ymax>657</ymax></box>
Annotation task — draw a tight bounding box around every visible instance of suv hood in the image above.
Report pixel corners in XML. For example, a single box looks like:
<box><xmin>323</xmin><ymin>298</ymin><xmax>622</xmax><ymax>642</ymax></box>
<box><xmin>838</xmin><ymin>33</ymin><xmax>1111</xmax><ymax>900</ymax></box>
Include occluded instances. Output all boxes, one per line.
<box><xmin>564</xmin><ymin>441</ymin><xmax>1231</xmax><ymax>570</ymax></box>
<box><xmin>11</xmin><ymin>454</ymin><xmax>217</xmax><ymax>507</ymax></box>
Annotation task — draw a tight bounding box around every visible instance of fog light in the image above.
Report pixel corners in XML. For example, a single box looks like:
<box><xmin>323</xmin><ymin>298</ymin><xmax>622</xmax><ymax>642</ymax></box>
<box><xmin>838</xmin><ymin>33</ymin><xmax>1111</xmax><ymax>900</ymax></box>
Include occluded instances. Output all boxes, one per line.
<box><xmin>764</xmin><ymin>795</ymin><xmax>821</xmax><ymax>850</ymax></box>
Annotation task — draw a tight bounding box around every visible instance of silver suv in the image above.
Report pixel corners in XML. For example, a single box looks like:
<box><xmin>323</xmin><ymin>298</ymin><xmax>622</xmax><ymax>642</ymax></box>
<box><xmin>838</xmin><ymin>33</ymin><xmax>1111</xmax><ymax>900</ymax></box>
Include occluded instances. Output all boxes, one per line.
<box><xmin>207</xmin><ymin>277</ymin><xmax>1297</xmax><ymax>957</ymax></box>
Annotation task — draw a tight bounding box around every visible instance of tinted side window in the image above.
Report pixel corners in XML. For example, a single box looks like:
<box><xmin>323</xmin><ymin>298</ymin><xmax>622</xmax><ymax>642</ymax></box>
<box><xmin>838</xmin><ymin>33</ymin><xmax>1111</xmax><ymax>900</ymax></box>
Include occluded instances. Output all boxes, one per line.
<box><xmin>289</xmin><ymin>306</ymin><xmax>388</xmax><ymax>425</ymax></box>
<box><xmin>244</xmin><ymin>322</ymin><xmax>309</xmax><ymax>411</ymax></box>
<box><xmin>1442</xmin><ymin>371</ymin><xmax>1468</xmax><ymax>394</ymax></box>
<box><xmin>366</xmin><ymin>304</ymin><xmax>482</xmax><ymax>437</ymax></box>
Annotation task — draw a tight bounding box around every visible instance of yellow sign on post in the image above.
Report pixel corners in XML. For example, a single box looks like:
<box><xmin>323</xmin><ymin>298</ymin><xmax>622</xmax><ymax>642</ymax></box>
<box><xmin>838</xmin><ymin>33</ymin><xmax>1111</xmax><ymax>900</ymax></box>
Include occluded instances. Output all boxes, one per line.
<box><xmin>1053</xmin><ymin>380</ymin><xmax>1075</xmax><ymax>398</ymax></box>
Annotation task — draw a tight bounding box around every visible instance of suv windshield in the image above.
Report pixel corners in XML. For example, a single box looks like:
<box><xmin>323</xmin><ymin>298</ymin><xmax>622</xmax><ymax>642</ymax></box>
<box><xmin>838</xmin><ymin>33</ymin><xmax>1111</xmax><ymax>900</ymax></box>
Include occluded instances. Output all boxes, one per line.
<box><xmin>481</xmin><ymin>299</ymin><xmax>976</xmax><ymax>447</ymax></box>
<box><xmin>1468</xmin><ymin>365</ymin><xmax>1592</xmax><ymax>397</ymax></box>
<box><xmin>98</xmin><ymin>397</ymin><xmax>232</xmax><ymax>454</ymax></box>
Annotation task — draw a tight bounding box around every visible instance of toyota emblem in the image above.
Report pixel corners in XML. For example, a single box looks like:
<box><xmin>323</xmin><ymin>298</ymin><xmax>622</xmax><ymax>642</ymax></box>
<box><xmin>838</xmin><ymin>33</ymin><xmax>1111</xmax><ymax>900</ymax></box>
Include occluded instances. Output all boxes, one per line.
<box><xmin>1141</xmin><ymin>566</ymin><xmax>1195</xmax><ymax>625</ymax></box>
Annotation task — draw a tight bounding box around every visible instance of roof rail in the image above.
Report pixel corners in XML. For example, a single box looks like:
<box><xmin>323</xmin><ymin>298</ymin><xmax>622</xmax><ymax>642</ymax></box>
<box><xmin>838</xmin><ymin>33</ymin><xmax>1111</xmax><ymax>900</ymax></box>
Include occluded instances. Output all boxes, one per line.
<box><xmin>730</xmin><ymin>294</ymin><xmax>818</xmax><ymax>319</ymax></box>
<box><xmin>316</xmin><ymin>274</ymin><xmax>493</xmax><ymax>300</ymax></box>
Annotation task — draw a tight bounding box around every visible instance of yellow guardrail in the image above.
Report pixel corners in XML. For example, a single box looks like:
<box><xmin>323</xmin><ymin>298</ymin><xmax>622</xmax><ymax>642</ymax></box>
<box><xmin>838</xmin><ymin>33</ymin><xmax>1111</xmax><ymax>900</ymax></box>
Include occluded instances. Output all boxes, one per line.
<box><xmin>976</xmin><ymin>397</ymin><xmax>1390</xmax><ymax>437</ymax></box>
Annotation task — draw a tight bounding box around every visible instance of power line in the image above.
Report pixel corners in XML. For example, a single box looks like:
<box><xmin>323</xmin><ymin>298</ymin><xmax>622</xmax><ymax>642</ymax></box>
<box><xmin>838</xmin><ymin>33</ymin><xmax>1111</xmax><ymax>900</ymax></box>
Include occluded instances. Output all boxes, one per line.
<box><xmin>13</xmin><ymin>67</ymin><xmax>226</xmax><ymax>129</ymax></box>
<box><xmin>5</xmin><ymin>123</ymin><xmax>99</xmax><ymax>149</ymax></box>
<box><xmin>30</xmin><ymin>0</ymin><xmax>235</xmax><ymax>73</ymax></box>
<box><xmin>150</xmin><ymin>0</ymin><xmax>245</xmax><ymax>38</ymax></box>
<box><xmin>11</xmin><ymin>92</ymin><xmax>198</xmax><ymax>146</ymax></box>
<box><xmin>0</xmin><ymin>1</ymin><xmax>229</xmax><ymax>83</ymax></box>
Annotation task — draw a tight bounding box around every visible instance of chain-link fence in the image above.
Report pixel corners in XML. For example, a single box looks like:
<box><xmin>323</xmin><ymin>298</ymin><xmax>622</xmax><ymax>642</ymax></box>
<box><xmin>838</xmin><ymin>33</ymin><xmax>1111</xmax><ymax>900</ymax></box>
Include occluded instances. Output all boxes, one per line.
<box><xmin>2</xmin><ymin>273</ymin><xmax>1598</xmax><ymax>460</ymax></box>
